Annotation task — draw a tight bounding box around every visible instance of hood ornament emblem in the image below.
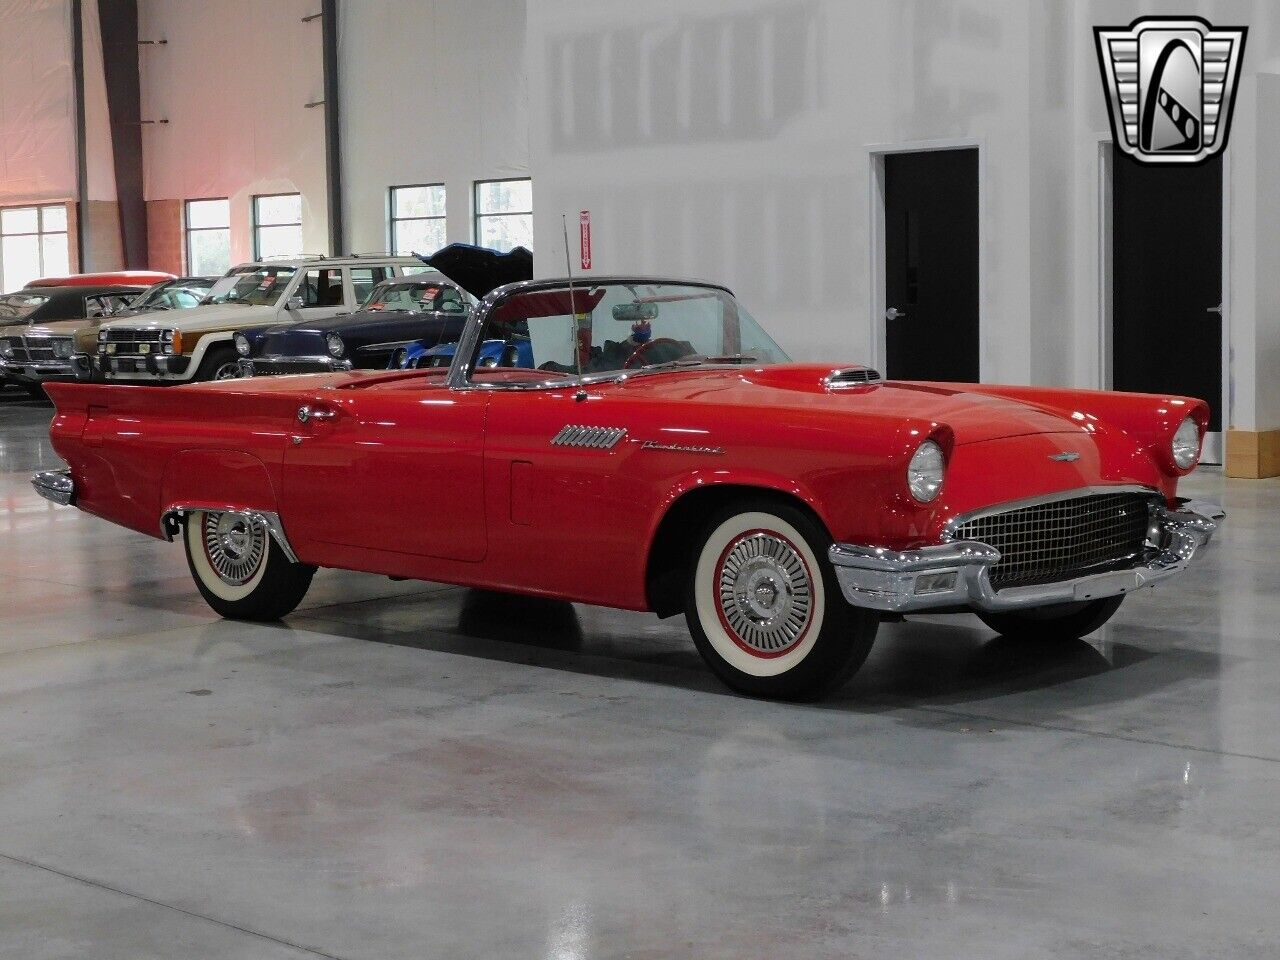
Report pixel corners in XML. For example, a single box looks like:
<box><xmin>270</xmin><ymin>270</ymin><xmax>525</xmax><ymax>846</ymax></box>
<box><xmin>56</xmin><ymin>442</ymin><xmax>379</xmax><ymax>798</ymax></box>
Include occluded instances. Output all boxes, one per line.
<box><xmin>1048</xmin><ymin>451</ymin><xmax>1081</xmax><ymax>462</ymax></box>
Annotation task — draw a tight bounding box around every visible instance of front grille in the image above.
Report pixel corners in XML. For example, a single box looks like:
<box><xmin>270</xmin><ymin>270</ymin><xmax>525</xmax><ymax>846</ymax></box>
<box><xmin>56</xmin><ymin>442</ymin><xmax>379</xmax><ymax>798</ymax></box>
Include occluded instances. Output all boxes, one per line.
<box><xmin>5</xmin><ymin>335</ymin><xmax>67</xmax><ymax>363</ymax></box>
<box><xmin>251</xmin><ymin>358</ymin><xmax>336</xmax><ymax>376</ymax></box>
<box><xmin>100</xmin><ymin>328</ymin><xmax>166</xmax><ymax>356</ymax></box>
<box><xmin>951</xmin><ymin>491</ymin><xmax>1156</xmax><ymax>590</ymax></box>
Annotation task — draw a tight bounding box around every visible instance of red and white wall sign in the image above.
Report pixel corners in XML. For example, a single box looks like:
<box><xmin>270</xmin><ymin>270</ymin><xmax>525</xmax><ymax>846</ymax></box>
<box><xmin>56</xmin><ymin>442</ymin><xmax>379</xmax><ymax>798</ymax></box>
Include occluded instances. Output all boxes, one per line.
<box><xmin>579</xmin><ymin>210</ymin><xmax>592</xmax><ymax>270</ymax></box>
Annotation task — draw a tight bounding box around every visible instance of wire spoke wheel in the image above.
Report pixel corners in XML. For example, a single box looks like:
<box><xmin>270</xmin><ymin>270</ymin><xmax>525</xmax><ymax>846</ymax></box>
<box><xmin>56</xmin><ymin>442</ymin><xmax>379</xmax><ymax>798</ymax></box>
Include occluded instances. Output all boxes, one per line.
<box><xmin>716</xmin><ymin>530</ymin><xmax>814</xmax><ymax>657</ymax></box>
<box><xmin>213</xmin><ymin>361</ymin><xmax>243</xmax><ymax>380</ymax></box>
<box><xmin>202</xmin><ymin>511</ymin><xmax>267</xmax><ymax>586</ymax></box>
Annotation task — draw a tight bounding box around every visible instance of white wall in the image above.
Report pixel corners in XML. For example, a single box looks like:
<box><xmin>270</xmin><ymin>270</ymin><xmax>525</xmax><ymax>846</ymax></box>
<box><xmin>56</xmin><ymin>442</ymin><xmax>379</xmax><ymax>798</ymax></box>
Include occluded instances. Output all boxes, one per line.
<box><xmin>138</xmin><ymin>0</ymin><xmax>329</xmax><ymax>262</ymax></box>
<box><xmin>341</xmin><ymin>0</ymin><xmax>530</xmax><ymax>255</ymax></box>
<box><xmin>524</xmin><ymin>0</ymin><xmax>1280</xmax><ymax>435</ymax></box>
<box><xmin>0</xmin><ymin>0</ymin><xmax>75</xmax><ymax>204</ymax></box>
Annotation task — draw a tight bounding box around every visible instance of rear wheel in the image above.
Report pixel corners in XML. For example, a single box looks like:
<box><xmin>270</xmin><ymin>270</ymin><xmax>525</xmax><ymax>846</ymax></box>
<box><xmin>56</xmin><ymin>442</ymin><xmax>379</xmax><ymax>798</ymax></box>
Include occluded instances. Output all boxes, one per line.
<box><xmin>977</xmin><ymin>596</ymin><xmax>1123</xmax><ymax>642</ymax></box>
<box><xmin>183</xmin><ymin>510</ymin><xmax>315</xmax><ymax>620</ymax></box>
<box><xmin>684</xmin><ymin>499</ymin><xmax>878</xmax><ymax>700</ymax></box>
<box><xmin>194</xmin><ymin>344</ymin><xmax>244</xmax><ymax>382</ymax></box>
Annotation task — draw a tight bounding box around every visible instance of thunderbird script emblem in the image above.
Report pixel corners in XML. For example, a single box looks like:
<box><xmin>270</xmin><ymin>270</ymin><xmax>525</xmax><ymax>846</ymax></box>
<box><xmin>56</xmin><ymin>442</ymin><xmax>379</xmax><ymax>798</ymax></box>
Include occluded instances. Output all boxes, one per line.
<box><xmin>1095</xmin><ymin>17</ymin><xmax>1246</xmax><ymax>165</ymax></box>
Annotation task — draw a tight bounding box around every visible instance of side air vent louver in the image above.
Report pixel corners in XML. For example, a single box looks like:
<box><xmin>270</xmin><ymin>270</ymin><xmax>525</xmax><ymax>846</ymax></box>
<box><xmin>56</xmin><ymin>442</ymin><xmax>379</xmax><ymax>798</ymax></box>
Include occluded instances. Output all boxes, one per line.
<box><xmin>551</xmin><ymin>425</ymin><xmax>628</xmax><ymax>449</ymax></box>
<box><xmin>823</xmin><ymin>367</ymin><xmax>882</xmax><ymax>388</ymax></box>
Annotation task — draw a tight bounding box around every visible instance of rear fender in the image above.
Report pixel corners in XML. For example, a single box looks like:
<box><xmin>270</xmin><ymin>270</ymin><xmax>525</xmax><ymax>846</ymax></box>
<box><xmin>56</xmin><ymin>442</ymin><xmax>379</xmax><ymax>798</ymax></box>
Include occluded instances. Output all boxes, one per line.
<box><xmin>160</xmin><ymin>449</ymin><xmax>280</xmax><ymax>537</ymax></box>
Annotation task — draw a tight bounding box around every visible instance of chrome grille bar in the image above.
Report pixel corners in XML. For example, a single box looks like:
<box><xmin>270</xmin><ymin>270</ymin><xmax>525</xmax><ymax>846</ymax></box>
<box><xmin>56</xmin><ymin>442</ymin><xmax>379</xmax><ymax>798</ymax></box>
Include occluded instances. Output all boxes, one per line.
<box><xmin>951</xmin><ymin>491</ymin><xmax>1157</xmax><ymax>590</ymax></box>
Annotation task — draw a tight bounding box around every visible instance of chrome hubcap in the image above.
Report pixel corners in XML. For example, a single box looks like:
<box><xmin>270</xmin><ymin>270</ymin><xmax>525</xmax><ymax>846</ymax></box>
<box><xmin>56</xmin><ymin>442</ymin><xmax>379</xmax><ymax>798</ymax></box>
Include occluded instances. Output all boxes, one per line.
<box><xmin>717</xmin><ymin>532</ymin><xmax>813</xmax><ymax>654</ymax></box>
<box><xmin>202</xmin><ymin>511</ymin><xmax>267</xmax><ymax>585</ymax></box>
<box><xmin>214</xmin><ymin>363</ymin><xmax>242</xmax><ymax>380</ymax></box>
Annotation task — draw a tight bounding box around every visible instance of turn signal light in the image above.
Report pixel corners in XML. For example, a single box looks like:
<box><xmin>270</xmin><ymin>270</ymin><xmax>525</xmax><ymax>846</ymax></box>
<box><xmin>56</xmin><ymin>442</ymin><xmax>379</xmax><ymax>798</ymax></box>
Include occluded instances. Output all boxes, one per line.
<box><xmin>170</xmin><ymin>331</ymin><xmax>183</xmax><ymax>354</ymax></box>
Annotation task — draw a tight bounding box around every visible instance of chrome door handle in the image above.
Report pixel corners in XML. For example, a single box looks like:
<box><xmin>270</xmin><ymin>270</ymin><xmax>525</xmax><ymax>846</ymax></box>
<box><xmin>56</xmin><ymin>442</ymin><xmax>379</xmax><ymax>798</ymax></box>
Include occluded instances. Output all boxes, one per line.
<box><xmin>885</xmin><ymin>307</ymin><xmax>908</xmax><ymax>321</ymax></box>
<box><xmin>297</xmin><ymin>405</ymin><xmax>336</xmax><ymax>423</ymax></box>
<box><xmin>1206</xmin><ymin>304</ymin><xmax>1222</xmax><ymax>314</ymax></box>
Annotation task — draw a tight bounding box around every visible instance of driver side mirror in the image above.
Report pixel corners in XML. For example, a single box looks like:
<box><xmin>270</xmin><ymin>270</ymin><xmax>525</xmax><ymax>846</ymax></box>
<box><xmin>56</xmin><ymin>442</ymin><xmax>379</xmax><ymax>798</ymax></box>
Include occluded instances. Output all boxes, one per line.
<box><xmin>286</xmin><ymin>295</ymin><xmax>305</xmax><ymax>311</ymax></box>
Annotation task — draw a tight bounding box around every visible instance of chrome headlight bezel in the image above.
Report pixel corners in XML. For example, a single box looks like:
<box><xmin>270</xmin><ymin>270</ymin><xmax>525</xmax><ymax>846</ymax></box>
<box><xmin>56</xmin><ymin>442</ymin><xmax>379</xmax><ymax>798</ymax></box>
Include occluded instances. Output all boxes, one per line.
<box><xmin>325</xmin><ymin>333</ymin><xmax>344</xmax><ymax>358</ymax></box>
<box><xmin>907</xmin><ymin>439</ymin><xmax>946</xmax><ymax>503</ymax></box>
<box><xmin>51</xmin><ymin>338</ymin><xmax>74</xmax><ymax>359</ymax></box>
<box><xmin>1171</xmin><ymin>416</ymin><xmax>1201</xmax><ymax>471</ymax></box>
<box><xmin>0</xmin><ymin>341</ymin><xmax>12</xmax><ymax>359</ymax></box>
<box><xmin>233</xmin><ymin>333</ymin><xmax>250</xmax><ymax>357</ymax></box>
<box><xmin>97</xmin><ymin>328</ymin><xmax>109</xmax><ymax>341</ymax></box>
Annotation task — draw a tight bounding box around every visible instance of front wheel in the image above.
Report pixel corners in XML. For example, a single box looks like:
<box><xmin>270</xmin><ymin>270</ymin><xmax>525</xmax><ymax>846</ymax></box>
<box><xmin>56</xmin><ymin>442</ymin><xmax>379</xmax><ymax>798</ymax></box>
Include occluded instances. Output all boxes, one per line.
<box><xmin>685</xmin><ymin>500</ymin><xmax>878</xmax><ymax>700</ymax></box>
<box><xmin>976</xmin><ymin>596</ymin><xmax>1123</xmax><ymax>642</ymax></box>
<box><xmin>194</xmin><ymin>345</ymin><xmax>245</xmax><ymax>382</ymax></box>
<box><xmin>184</xmin><ymin>510</ymin><xmax>315</xmax><ymax>620</ymax></box>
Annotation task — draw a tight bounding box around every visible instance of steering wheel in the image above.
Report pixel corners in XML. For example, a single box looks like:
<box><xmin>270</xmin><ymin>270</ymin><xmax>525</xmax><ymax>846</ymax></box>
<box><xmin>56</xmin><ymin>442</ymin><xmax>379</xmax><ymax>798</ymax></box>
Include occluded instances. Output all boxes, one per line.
<box><xmin>623</xmin><ymin>337</ymin><xmax>691</xmax><ymax>369</ymax></box>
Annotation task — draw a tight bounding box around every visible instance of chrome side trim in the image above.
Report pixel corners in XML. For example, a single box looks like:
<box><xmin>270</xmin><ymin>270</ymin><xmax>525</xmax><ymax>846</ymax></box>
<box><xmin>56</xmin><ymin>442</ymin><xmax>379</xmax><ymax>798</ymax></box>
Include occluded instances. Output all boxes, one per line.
<box><xmin>160</xmin><ymin>506</ymin><xmax>299</xmax><ymax>564</ymax></box>
<box><xmin>31</xmin><ymin>468</ymin><xmax>75</xmax><ymax>506</ymax></box>
<box><xmin>829</xmin><ymin>498</ymin><xmax>1223</xmax><ymax>613</ymax></box>
<box><xmin>551</xmin><ymin>425</ymin><xmax>628</xmax><ymax>449</ymax></box>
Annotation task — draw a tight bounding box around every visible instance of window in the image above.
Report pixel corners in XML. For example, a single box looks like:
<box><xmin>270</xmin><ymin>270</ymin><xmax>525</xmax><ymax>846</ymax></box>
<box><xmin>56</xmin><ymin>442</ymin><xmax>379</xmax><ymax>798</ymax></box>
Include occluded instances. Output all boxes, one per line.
<box><xmin>296</xmin><ymin>268</ymin><xmax>344</xmax><ymax>308</ymax></box>
<box><xmin>1</xmin><ymin>204</ymin><xmax>70</xmax><ymax>291</ymax></box>
<box><xmin>253</xmin><ymin>193</ymin><xmax>303</xmax><ymax>260</ymax></box>
<box><xmin>349</xmin><ymin>267</ymin><xmax>391</xmax><ymax>304</ymax></box>
<box><xmin>474</xmin><ymin>179</ymin><xmax>532</xmax><ymax>253</ymax></box>
<box><xmin>185</xmin><ymin>199</ymin><xmax>231</xmax><ymax>275</ymax></box>
<box><xmin>390</xmin><ymin>185</ymin><xmax>446</xmax><ymax>256</ymax></box>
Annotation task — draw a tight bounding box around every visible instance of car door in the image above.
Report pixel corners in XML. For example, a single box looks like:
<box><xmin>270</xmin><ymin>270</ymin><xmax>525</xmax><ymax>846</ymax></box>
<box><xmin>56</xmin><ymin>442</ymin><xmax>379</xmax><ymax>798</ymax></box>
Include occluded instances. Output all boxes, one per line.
<box><xmin>280</xmin><ymin>380</ymin><xmax>488</xmax><ymax>563</ymax></box>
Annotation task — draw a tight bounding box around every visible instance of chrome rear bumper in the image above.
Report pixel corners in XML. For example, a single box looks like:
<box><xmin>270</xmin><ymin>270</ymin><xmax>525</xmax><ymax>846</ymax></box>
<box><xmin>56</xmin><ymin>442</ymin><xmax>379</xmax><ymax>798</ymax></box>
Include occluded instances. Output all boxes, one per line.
<box><xmin>829</xmin><ymin>498</ymin><xmax>1224</xmax><ymax>613</ymax></box>
<box><xmin>32</xmin><ymin>468</ymin><xmax>75</xmax><ymax>506</ymax></box>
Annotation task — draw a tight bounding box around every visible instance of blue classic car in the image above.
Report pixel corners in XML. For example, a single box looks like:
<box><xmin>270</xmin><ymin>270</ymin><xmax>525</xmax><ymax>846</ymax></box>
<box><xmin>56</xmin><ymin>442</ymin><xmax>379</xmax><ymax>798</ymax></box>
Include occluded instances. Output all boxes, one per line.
<box><xmin>236</xmin><ymin>273</ymin><xmax>473</xmax><ymax>376</ymax></box>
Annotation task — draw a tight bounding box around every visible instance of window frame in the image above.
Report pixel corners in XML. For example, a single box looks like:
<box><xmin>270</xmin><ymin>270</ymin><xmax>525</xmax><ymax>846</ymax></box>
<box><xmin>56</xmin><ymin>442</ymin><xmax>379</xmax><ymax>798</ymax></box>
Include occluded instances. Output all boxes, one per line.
<box><xmin>389</xmin><ymin>183</ymin><xmax>447</xmax><ymax>257</ymax></box>
<box><xmin>183</xmin><ymin>197</ymin><xmax>231</xmax><ymax>276</ymax></box>
<box><xmin>473</xmin><ymin>177</ymin><xmax>532</xmax><ymax>252</ymax></box>
<box><xmin>0</xmin><ymin>203</ymin><xmax>71</xmax><ymax>290</ymax></box>
<box><xmin>252</xmin><ymin>192</ymin><xmax>304</xmax><ymax>261</ymax></box>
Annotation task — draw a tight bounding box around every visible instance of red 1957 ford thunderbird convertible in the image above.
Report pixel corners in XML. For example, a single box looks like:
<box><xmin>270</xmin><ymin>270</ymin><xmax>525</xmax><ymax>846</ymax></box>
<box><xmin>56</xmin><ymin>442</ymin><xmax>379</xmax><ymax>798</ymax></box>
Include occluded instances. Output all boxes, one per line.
<box><xmin>34</xmin><ymin>267</ymin><xmax>1224</xmax><ymax>699</ymax></box>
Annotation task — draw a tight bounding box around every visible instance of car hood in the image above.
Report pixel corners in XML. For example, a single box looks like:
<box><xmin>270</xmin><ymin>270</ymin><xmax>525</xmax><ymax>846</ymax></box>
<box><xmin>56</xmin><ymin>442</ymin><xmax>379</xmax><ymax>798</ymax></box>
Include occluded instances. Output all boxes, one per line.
<box><xmin>602</xmin><ymin>364</ymin><xmax>1085</xmax><ymax>445</ymax></box>
<box><xmin>0</xmin><ymin>319</ymin><xmax>86</xmax><ymax>337</ymax></box>
<box><xmin>421</xmin><ymin>243</ymin><xmax>533</xmax><ymax>298</ymax></box>
<box><xmin>99</xmin><ymin>302</ymin><xmax>275</xmax><ymax>333</ymax></box>
<box><xmin>261</xmin><ymin>309</ymin><xmax>417</xmax><ymax>337</ymax></box>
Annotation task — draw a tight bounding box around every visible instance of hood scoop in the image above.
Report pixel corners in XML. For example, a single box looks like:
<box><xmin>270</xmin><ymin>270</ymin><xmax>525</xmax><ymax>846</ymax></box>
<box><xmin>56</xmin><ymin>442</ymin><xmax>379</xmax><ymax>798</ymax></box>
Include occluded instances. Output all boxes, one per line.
<box><xmin>823</xmin><ymin>367</ymin><xmax>882</xmax><ymax>389</ymax></box>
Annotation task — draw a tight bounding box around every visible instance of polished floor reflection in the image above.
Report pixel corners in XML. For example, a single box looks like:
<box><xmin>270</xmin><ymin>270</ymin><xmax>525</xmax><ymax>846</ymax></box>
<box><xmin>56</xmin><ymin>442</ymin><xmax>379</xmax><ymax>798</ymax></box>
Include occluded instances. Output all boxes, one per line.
<box><xmin>1</xmin><ymin>387</ymin><xmax>1278</xmax><ymax>959</ymax></box>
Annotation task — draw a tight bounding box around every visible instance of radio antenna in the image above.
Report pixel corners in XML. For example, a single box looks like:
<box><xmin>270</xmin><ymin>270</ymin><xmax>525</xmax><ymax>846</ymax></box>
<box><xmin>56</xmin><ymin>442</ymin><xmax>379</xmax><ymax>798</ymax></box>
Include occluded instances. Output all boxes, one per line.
<box><xmin>562</xmin><ymin>214</ymin><xmax>582</xmax><ymax>377</ymax></box>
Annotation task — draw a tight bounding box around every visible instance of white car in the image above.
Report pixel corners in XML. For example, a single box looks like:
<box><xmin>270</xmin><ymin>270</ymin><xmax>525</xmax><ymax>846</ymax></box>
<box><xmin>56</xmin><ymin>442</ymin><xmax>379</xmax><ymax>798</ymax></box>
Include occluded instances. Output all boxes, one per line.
<box><xmin>95</xmin><ymin>255</ymin><xmax>427</xmax><ymax>383</ymax></box>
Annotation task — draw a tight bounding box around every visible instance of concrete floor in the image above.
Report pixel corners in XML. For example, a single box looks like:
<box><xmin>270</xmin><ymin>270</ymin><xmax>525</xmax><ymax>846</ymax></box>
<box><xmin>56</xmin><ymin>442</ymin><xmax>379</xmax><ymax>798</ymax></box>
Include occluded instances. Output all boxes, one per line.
<box><xmin>2</xmin><ymin>386</ymin><xmax>1279</xmax><ymax>960</ymax></box>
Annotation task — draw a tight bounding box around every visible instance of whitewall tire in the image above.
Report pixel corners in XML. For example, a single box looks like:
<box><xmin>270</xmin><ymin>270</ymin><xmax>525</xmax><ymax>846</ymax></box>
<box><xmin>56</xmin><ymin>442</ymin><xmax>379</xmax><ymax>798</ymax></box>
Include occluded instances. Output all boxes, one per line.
<box><xmin>183</xmin><ymin>510</ymin><xmax>315</xmax><ymax>620</ymax></box>
<box><xmin>685</xmin><ymin>499</ymin><xmax>878</xmax><ymax>700</ymax></box>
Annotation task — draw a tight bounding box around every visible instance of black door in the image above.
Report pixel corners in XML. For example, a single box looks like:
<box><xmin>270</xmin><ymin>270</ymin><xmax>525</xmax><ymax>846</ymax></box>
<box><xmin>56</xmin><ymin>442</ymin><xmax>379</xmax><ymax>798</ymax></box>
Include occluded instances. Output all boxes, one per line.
<box><xmin>884</xmin><ymin>149</ymin><xmax>980</xmax><ymax>381</ymax></box>
<box><xmin>1112</xmin><ymin>148</ymin><xmax>1222</xmax><ymax>445</ymax></box>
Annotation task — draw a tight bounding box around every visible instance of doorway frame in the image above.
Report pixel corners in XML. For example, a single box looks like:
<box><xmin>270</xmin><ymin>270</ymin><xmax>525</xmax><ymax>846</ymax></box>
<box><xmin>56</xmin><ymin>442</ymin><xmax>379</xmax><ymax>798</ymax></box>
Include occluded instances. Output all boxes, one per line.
<box><xmin>1096</xmin><ymin>134</ymin><xmax>1231</xmax><ymax>464</ymax></box>
<box><xmin>867</xmin><ymin>137</ymin><xmax>986</xmax><ymax>380</ymax></box>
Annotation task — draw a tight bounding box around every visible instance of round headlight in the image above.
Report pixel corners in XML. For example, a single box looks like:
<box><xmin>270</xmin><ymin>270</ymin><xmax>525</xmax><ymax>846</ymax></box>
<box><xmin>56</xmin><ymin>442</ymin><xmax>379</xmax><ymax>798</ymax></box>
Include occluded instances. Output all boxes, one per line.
<box><xmin>326</xmin><ymin>333</ymin><xmax>344</xmax><ymax>358</ymax></box>
<box><xmin>0</xmin><ymin>341</ymin><xmax>12</xmax><ymax>358</ymax></box>
<box><xmin>1172</xmin><ymin>416</ymin><xmax>1200</xmax><ymax>470</ymax></box>
<box><xmin>234</xmin><ymin>333</ymin><xmax>250</xmax><ymax>357</ymax></box>
<box><xmin>907</xmin><ymin>439</ymin><xmax>945</xmax><ymax>503</ymax></box>
<box><xmin>98</xmin><ymin>328</ymin><xmax>108</xmax><ymax>341</ymax></box>
<box><xmin>52</xmin><ymin>338</ymin><xmax>74</xmax><ymax>359</ymax></box>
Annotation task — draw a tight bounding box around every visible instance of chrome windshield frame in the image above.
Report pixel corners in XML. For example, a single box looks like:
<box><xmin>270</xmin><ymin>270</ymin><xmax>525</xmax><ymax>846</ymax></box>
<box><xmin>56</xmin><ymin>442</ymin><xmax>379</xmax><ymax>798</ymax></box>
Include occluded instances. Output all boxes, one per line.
<box><xmin>444</xmin><ymin>276</ymin><xmax>736</xmax><ymax>392</ymax></box>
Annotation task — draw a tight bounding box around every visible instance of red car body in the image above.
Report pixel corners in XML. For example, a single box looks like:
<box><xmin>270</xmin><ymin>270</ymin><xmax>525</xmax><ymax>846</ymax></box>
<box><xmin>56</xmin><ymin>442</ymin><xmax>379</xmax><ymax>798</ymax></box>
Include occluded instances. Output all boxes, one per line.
<box><xmin>45</xmin><ymin>364</ymin><xmax>1205</xmax><ymax>612</ymax></box>
<box><xmin>26</xmin><ymin>271</ymin><xmax>176</xmax><ymax>289</ymax></box>
<box><xmin>34</xmin><ymin>273</ymin><xmax>1223</xmax><ymax>697</ymax></box>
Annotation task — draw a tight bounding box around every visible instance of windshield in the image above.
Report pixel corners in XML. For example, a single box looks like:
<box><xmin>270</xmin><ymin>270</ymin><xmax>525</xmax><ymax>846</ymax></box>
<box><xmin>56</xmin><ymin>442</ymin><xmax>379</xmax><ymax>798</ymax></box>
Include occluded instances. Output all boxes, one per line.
<box><xmin>202</xmin><ymin>268</ymin><xmax>296</xmax><ymax>307</ymax></box>
<box><xmin>359</xmin><ymin>279</ymin><xmax>470</xmax><ymax>314</ymax></box>
<box><xmin>0</xmin><ymin>292</ymin><xmax>49</xmax><ymax>320</ymax></box>
<box><xmin>469</xmin><ymin>282</ymin><xmax>789</xmax><ymax>380</ymax></box>
<box><xmin>133</xmin><ymin>279</ymin><xmax>214</xmax><ymax>311</ymax></box>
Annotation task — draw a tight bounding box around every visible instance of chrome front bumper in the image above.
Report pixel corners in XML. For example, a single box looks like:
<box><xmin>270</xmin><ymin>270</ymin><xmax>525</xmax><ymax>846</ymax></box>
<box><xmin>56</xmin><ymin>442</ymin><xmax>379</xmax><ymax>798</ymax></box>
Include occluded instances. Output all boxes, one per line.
<box><xmin>32</xmin><ymin>468</ymin><xmax>75</xmax><ymax>506</ymax></box>
<box><xmin>0</xmin><ymin>355</ymin><xmax>92</xmax><ymax>382</ymax></box>
<box><xmin>829</xmin><ymin>498</ymin><xmax>1224</xmax><ymax>613</ymax></box>
<box><xmin>241</xmin><ymin>356</ymin><xmax>352</xmax><ymax>376</ymax></box>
